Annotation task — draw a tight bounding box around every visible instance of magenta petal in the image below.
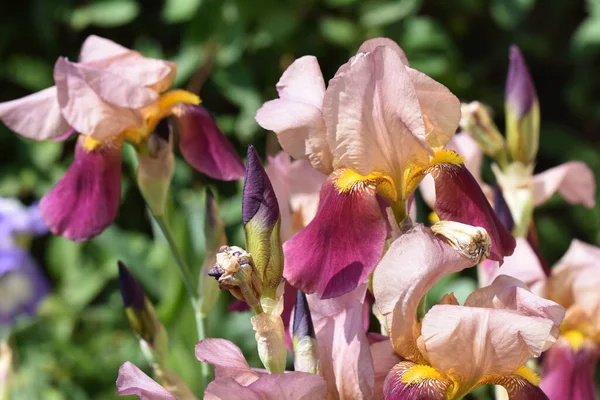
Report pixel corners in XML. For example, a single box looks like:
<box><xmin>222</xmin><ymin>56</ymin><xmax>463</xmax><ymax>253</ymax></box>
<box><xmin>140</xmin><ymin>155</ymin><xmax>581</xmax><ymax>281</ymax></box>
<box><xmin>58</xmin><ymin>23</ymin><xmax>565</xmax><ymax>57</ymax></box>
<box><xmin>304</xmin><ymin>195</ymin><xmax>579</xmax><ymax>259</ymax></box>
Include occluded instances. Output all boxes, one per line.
<box><xmin>175</xmin><ymin>105</ymin><xmax>245</xmax><ymax>181</ymax></box>
<box><xmin>541</xmin><ymin>339</ymin><xmax>598</xmax><ymax>400</ymax></box>
<box><xmin>432</xmin><ymin>164</ymin><xmax>516</xmax><ymax>263</ymax></box>
<box><xmin>283</xmin><ymin>176</ymin><xmax>387</xmax><ymax>299</ymax></box>
<box><xmin>40</xmin><ymin>137</ymin><xmax>122</xmax><ymax>241</ymax></box>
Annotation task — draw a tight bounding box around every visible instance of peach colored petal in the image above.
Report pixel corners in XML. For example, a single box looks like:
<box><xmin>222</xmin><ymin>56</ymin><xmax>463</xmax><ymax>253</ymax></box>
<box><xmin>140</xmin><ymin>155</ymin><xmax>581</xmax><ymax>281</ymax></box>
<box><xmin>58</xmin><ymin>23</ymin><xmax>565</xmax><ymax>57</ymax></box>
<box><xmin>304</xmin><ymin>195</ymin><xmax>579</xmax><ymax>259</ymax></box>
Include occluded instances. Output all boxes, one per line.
<box><xmin>195</xmin><ymin>338</ymin><xmax>259</xmax><ymax>386</ymax></box>
<box><xmin>79</xmin><ymin>35</ymin><xmax>130</xmax><ymax>63</ymax></box>
<box><xmin>0</xmin><ymin>87</ymin><xmax>71</xmax><ymax>140</ymax></box>
<box><xmin>447</xmin><ymin>132</ymin><xmax>484</xmax><ymax>184</ymax></box>
<box><xmin>532</xmin><ymin>162</ymin><xmax>596</xmax><ymax>208</ymax></box>
<box><xmin>370</xmin><ymin>339</ymin><xmax>401</xmax><ymax>400</ymax></box>
<box><xmin>422</xmin><ymin>305</ymin><xmax>557</xmax><ymax>390</ymax></box>
<box><xmin>372</xmin><ymin>224</ymin><xmax>478</xmax><ymax>362</ymax></box>
<box><xmin>287</xmin><ymin>159</ymin><xmax>326</xmax><ymax>227</ymax></box>
<box><xmin>356</xmin><ymin>38</ymin><xmax>410</xmax><ymax>65</ymax></box>
<box><xmin>323</xmin><ymin>46</ymin><xmax>432</xmax><ymax>188</ymax></box>
<box><xmin>307</xmin><ymin>284</ymin><xmax>374</xmax><ymax>399</ymax></box>
<box><xmin>54</xmin><ymin>58</ymin><xmax>147</xmax><ymax>139</ymax></box>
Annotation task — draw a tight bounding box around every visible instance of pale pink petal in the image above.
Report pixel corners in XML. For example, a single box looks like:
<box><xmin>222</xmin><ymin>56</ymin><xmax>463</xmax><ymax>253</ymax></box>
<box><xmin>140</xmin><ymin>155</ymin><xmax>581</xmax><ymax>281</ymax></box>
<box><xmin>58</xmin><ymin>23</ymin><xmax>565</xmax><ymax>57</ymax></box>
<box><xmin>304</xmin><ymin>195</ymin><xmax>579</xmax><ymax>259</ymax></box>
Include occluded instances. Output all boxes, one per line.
<box><xmin>206</xmin><ymin>373</ymin><xmax>327</xmax><ymax>400</ymax></box>
<box><xmin>372</xmin><ymin>224</ymin><xmax>478</xmax><ymax>361</ymax></box>
<box><xmin>370</xmin><ymin>339</ymin><xmax>401</xmax><ymax>400</ymax></box>
<box><xmin>356</xmin><ymin>38</ymin><xmax>410</xmax><ymax>65</ymax></box>
<box><xmin>447</xmin><ymin>132</ymin><xmax>484</xmax><ymax>184</ymax></box>
<box><xmin>276</xmin><ymin>56</ymin><xmax>326</xmax><ymax>107</ymax></box>
<box><xmin>418</xmin><ymin>174</ymin><xmax>437</xmax><ymax>210</ymax></box>
<box><xmin>195</xmin><ymin>338</ymin><xmax>259</xmax><ymax>386</ymax></box>
<box><xmin>175</xmin><ymin>105</ymin><xmax>245</xmax><ymax>181</ymax></box>
<box><xmin>287</xmin><ymin>159</ymin><xmax>327</xmax><ymax>227</ymax></box>
<box><xmin>307</xmin><ymin>284</ymin><xmax>374</xmax><ymax>400</ymax></box>
<box><xmin>422</xmin><ymin>305</ymin><xmax>557</xmax><ymax>389</ymax></box>
<box><xmin>205</xmin><ymin>378</ymin><xmax>260</xmax><ymax>400</ymax></box>
<box><xmin>40</xmin><ymin>137</ymin><xmax>122</xmax><ymax>241</ymax></box>
<box><xmin>79</xmin><ymin>35</ymin><xmax>176</xmax><ymax>93</ymax></box>
<box><xmin>283</xmin><ymin>175</ymin><xmax>388</xmax><ymax>299</ymax></box>
<box><xmin>323</xmin><ymin>45</ymin><xmax>432</xmax><ymax>186</ymax></box>
<box><xmin>0</xmin><ymin>87</ymin><xmax>71</xmax><ymax>140</ymax></box>
<box><xmin>265</xmin><ymin>152</ymin><xmax>294</xmax><ymax>241</ymax></box>
<box><xmin>532</xmin><ymin>162</ymin><xmax>596</xmax><ymax>208</ymax></box>
<box><xmin>116</xmin><ymin>362</ymin><xmax>175</xmax><ymax>399</ymax></box>
<box><xmin>54</xmin><ymin>58</ymin><xmax>146</xmax><ymax>139</ymax></box>
<box><xmin>407</xmin><ymin>68</ymin><xmax>461</xmax><ymax>150</ymax></box>
<box><xmin>479</xmin><ymin>237</ymin><xmax>546</xmax><ymax>288</ymax></box>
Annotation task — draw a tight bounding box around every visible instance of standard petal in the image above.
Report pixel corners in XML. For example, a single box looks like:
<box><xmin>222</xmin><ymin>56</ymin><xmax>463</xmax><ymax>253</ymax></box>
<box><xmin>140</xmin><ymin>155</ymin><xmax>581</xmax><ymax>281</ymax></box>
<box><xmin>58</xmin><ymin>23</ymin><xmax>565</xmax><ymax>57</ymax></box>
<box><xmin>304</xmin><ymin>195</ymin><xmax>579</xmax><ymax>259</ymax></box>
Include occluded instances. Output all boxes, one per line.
<box><xmin>431</xmin><ymin>163</ymin><xmax>516</xmax><ymax>263</ymax></box>
<box><xmin>356</xmin><ymin>38</ymin><xmax>410</xmax><ymax>65</ymax></box>
<box><xmin>195</xmin><ymin>338</ymin><xmax>259</xmax><ymax>386</ymax></box>
<box><xmin>532</xmin><ymin>162</ymin><xmax>596</xmax><ymax>208</ymax></box>
<box><xmin>307</xmin><ymin>284</ymin><xmax>374</xmax><ymax>400</ymax></box>
<box><xmin>422</xmin><ymin>305</ymin><xmax>557</xmax><ymax>391</ymax></box>
<box><xmin>245</xmin><ymin>372</ymin><xmax>328</xmax><ymax>400</ymax></box>
<box><xmin>540</xmin><ymin>336</ymin><xmax>598</xmax><ymax>400</ymax></box>
<box><xmin>372</xmin><ymin>224</ymin><xmax>477</xmax><ymax>362</ymax></box>
<box><xmin>116</xmin><ymin>362</ymin><xmax>175</xmax><ymax>399</ymax></box>
<box><xmin>79</xmin><ymin>35</ymin><xmax>130</xmax><ymax>63</ymax></box>
<box><xmin>283</xmin><ymin>175</ymin><xmax>388</xmax><ymax>299</ymax></box>
<box><xmin>175</xmin><ymin>105</ymin><xmax>245</xmax><ymax>181</ymax></box>
<box><xmin>0</xmin><ymin>87</ymin><xmax>71</xmax><ymax>140</ymax></box>
<box><xmin>40</xmin><ymin>137</ymin><xmax>122</xmax><ymax>241</ymax></box>
<box><xmin>54</xmin><ymin>58</ymin><xmax>146</xmax><ymax>139</ymax></box>
<box><xmin>276</xmin><ymin>56</ymin><xmax>325</xmax><ymax>107</ymax></box>
<box><xmin>288</xmin><ymin>159</ymin><xmax>327</xmax><ymax>228</ymax></box>
<box><xmin>447</xmin><ymin>132</ymin><xmax>484</xmax><ymax>184</ymax></box>
<box><xmin>265</xmin><ymin>152</ymin><xmax>294</xmax><ymax>241</ymax></box>
<box><xmin>406</xmin><ymin>67</ymin><xmax>461</xmax><ymax>150</ymax></box>
<box><xmin>323</xmin><ymin>45</ymin><xmax>432</xmax><ymax>187</ymax></box>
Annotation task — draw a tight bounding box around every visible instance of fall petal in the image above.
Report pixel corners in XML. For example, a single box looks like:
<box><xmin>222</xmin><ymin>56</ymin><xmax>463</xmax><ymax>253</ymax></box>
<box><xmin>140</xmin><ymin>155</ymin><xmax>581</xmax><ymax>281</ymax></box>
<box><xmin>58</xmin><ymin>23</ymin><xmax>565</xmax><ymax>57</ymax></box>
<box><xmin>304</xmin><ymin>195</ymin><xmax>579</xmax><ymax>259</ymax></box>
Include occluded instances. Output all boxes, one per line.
<box><xmin>0</xmin><ymin>87</ymin><xmax>71</xmax><ymax>140</ymax></box>
<box><xmin>116</xmin><ymin>362</ymin><xmax>175</xmax><ymax>399</ymax></box>
<box><xmin>175</xmin><ymin>105</ymin><xmax>245</xmax><ymax>181</ymax></box>
<box><xmin>532</xmin><ymin>162</ymin><xmax>596</xmax><ymax>208</ymax></box>
<box><xmin>40</xmin><ymin>137</ymin><xmax>122</xmax><ymax>241</ymax></box>
<box><xmin>370</xmin><ymin>339</ymin><xmax>402</xmax><ymax>400</ymax></box>
<box><xmin>431</xmin><ymin>163</ymin><xmax>516</xmax><ymax>263</ymax></box>
<box><xmin>323</xmin><ymin>45</ymin><xmax>432</xmax><ymax>182</ymax></box>
<box><xmin>195</xmin><ymin>338</ymin><xmax>259</xmax><ymax>386</ymax></box>
<box><xmin>372</xmin><ymin>224</ymin><xmax>477</xmax><ymax>362</ymax></box>
<box><xmin>483</xmin><ymin>374</ymin><xmax>548</xmax><ymax>400</ymax></box>
<box><xmin>383</xmin><ymin>361</ymin><xmax>450</xmax><ymax>400</ymax></box>
<box><xmin>283</xmin><ymin>176</ymin><xmax>387</xmax><ymax>299</ymax></box>
<box><xmin>54</xmin><ymin>58</ymin><xmax>146</xmax><ymax>139</ymax></box>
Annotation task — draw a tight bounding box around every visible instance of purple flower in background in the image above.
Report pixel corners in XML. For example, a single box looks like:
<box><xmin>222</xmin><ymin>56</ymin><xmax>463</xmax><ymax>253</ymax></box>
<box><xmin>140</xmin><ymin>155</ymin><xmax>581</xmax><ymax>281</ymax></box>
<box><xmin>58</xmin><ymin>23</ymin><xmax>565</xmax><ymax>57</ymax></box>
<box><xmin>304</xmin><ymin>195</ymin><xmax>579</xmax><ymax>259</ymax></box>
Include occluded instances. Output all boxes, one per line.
<box><xmin>0</xmin><ymin>198</ymin><xmax>49</xmax><ymax>326</ymax></box>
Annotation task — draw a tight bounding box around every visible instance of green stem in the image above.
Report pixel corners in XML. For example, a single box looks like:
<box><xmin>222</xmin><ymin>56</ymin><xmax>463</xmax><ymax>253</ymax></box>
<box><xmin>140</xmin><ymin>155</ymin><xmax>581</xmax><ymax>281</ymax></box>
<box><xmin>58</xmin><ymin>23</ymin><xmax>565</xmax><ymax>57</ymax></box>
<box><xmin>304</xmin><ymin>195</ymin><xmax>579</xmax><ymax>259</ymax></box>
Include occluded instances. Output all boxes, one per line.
<box><xmin>152</xmin><ymin>213</ymin><xmax>211</xmax><ymax>389</ymax></box>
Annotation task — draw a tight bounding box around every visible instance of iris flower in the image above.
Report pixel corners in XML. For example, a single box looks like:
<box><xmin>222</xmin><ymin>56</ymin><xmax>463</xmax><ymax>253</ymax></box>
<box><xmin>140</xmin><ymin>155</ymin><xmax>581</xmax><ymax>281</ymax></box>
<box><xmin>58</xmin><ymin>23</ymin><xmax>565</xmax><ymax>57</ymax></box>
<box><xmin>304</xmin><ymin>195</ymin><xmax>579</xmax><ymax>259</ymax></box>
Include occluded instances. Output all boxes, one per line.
<box><xmin>256</xmin><ymin>38</ymin><xmax>514</xmax><ymax>299</ymax></box>
<box><xmin>481</xmin><ymin>239</ymin><xmax>600</xmax><ymax>399</ymax></box>
<box><xmin>117</xmin><ymin>338</ymin><xmax>327</xmax><ymax>399</ymax></box>
<box><xmin>0</xmin><ymin>35</ymin><xmax>244</xmax><ymax>241</ymax></box>
<box><xmin>0</xmin><ymin>198</ymin><xmax>49</xmax><ymax>326</ymax></box>
<box><xmin>371</xmin><ymin>224</ymin><xmax>564</xmax><ymax>399</ymax></box>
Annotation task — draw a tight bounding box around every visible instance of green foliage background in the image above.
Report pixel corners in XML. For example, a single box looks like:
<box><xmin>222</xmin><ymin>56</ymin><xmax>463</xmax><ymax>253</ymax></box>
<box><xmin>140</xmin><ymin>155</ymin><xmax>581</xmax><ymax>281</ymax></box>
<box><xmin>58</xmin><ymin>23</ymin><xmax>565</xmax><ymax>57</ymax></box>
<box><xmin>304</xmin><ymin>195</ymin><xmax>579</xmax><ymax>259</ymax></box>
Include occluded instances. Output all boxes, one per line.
<box><xmin>1</xmin><ymin>0</ymin><xmax>599</xmax><ymax>398</ymax></box>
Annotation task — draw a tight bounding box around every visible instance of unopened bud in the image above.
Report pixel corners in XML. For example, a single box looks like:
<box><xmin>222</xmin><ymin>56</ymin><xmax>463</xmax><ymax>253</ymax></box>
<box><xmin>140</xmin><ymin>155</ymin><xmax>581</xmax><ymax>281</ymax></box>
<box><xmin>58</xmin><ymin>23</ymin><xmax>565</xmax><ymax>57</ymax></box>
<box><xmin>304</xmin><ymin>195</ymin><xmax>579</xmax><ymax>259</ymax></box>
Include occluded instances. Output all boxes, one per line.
<box><xmin>505</xmin><ymin>46</ymin><xmax>540</xmax><ymax>165</ymax></box>
<box><xmin>431</xmin><ymin>221</ymin><xmax>491</xmax><ymax>264</ymax></box>
<box><xmin>460</xmin><ymin>101</ymin><xmax>507</xmax><ymax>162</ymax></box>
<box><xmin>136</xmin><ymin>121</ymin><xmax>174</xmax><ymax>217</ymax></box>
<box><xmin>118</xmin><ymin>261</ymin><xmax>168</xmax><ymax>363</ymax></box>
<box><xmin>251</xmin><ymin>312</ymin><xmax>287</xmax><ymax>374</ymax></box>
<box><xmin>492</xmin><ymin>163</ymin><xmax>534</xmax><ymax>237</ymax></box>
<box><xmin>292</xmin><ymin>290</ymin><xmax>319</xmax><ymax>374</ymax></box>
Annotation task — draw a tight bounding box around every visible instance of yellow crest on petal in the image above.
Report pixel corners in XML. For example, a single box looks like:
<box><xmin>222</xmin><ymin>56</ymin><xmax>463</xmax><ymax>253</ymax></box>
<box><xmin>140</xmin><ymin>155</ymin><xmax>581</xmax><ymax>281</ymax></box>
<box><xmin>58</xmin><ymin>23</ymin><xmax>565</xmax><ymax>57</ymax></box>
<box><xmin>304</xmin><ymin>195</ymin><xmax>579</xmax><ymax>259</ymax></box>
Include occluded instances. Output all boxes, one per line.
<box><xmin>401</xmin><ymin>364</ymin><xmax>444</xmax><ymax>384</ymax></box>
<box><xmin>563</xmin><ymin>329</ymin><xmax>586</xmax><ymax>352</ymax></box>
<box><xmin>334</xmin><ymin>169</ymin><xmax>397</xmax><ymax>202</ymax></box>
<box><xmin>403</xmin><ymin>149</ymin><xmax>464</xmax><ymax>199</ymax></box>
<box><xmin>82</xmin><ymin>135</ymin><xmax>103</xmax><ymax>151</ymax></box>
<box><xmin>514</xmin><ymin>365</ymin><xmax>541</xmax><ymax>386</ymax></box>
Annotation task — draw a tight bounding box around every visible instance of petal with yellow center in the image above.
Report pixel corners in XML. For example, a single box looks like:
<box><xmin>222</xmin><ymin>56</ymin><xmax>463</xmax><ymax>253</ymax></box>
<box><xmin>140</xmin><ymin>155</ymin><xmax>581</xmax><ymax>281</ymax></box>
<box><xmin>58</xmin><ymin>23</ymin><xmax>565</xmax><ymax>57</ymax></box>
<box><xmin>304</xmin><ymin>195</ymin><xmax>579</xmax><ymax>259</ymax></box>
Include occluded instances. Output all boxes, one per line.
<box><xmin>383</xmin><ymin>361</ymin><xmax>451</xmax><ymax>400</ymax></box>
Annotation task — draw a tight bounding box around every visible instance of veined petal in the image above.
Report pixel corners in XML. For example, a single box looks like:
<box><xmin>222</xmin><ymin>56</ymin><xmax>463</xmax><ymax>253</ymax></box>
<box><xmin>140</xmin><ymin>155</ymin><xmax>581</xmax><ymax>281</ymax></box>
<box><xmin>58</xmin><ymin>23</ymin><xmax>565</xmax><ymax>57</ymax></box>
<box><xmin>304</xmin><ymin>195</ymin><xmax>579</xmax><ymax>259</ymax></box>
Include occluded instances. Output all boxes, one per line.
<box><xmin>283</xmin><ymin>173</ymin><xmax>388</xmax><ymax>299</ymax></box>
<box><xmin>540</xmin><ymin>335</ymin><xmax>598</xmax><ymax>400</ymax></box>
<box><xmin>116</xmin><ymin>362</ymin><xmax>176</xmax><ymax>399</ymax></box>
<box><xmin>307</xmin><ymin>284</ymin><xmax>374</xmax><ymax>399</ymax></box>
<box><xmin>323</xmin><ymin>45</ymin><xmax>432</xmax><ymax>188</ymax></box>
<box><xmin>0</xmin><ymin>86</ymin><xmax>71</xmax><ymax>140</ymax></box>
<box><xmin>372</xmin><ymin>224</ymin><xmax>478</xmax><ymax>362</ymax></box>
<box><xmin>79</xmin><ymin>35</ymin><xmax>130</xmax><ymax>62</ymax></box>
<box><xmin>481</xmin><ymin>371</ymin><xmax>548</xmax><ymax>400</ymax></box>
<box><xmin>422</xmin><ymin>304</ymin><xmax>558</xmax><ymax>394</ymax></box>
<box><xmin>356</xmin><ymin>38</ymin><xmax>410</xmax><ymax>65</ymax></box>
<box><xmin>383</xmin><ymin>361</ymin><xmax>451</xmax><ymax>400</ymax></box>
<box><xmin>195</xmin><ymin>338</ymin><xmax>259</xmax><ymax>386</ymax></box>
<box><xmin>54</xmin><ymin>58</ymin><xmax>146</xmax><ymax>139</ymax></box>
<box><xmin>532</xmin><ymin>162</ymin><xmax>596</xmax><ymax>208</ymax></box>
<box><xmin>174</xmin><ymin>105</ymin><xmax>245</xmax><ymax>181</ymax></box>
<box><xmin>276</xmin><ymin>56</ymin><xmax>326</xmax><ymax>107</ymax></box>
<box><xmin>40</xmin><ymin>137</ymin><xmax>122</xmax><ymax>241</ymax></box>
<box><xmin>430</xmin><ymin>162</ymin><xmax>516</xmax><ymax>263</ymax></box>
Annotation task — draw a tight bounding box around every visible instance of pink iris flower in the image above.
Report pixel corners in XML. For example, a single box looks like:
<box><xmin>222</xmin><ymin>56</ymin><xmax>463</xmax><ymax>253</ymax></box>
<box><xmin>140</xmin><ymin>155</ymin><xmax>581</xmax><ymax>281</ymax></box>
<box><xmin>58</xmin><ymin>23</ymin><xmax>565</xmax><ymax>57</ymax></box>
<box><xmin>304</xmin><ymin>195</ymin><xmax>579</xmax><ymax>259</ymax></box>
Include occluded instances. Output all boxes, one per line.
<box><xmin>481</xmin><ymin>239</ymin><xmax>600</xmax><ymax>399</ymax></box>
<box><xmin>371</xmin><ymin>224</ymin><xmax>564</xmax><ymax>399</ymax></box>
<box><xmin>256</xmin><ymin>37</ymin><xmax>515</xmax><ymax>299</ymax></box>
<box><xmin>0</xmin><ymin>35</ymin><xmax>244</xmax><ymax>242</ymax></box>
<box><xmin>116</xmin><ymin>338</ymin><xmax>327</xmax><ymax>399</ymax></box>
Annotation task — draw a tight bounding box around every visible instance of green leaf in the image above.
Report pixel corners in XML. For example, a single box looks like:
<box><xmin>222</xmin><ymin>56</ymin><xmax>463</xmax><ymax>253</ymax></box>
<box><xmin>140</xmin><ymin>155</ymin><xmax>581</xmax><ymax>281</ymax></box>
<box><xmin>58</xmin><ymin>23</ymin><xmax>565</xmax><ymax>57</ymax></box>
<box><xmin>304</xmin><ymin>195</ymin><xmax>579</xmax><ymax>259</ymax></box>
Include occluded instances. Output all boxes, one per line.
<box><xmin>5</xmin><ymin>55</ymin><xmax>53</xmax><ymax>92</ymax></box>
<box><xmin>571</xmin><ymin>17</ymin><xmax>600</xmax><ymax>58</ymax></box>
<box><xmin>68</xmin><ymin>0</ymin><xmax>140</xmax><ymax>30</ymax></box>
<box><xmin>490</xmin><ymin>0</ymin><xmax>535</xmax><ymax>30</ymax></box>
<box><xmin>162</xmin><ymin>0</ymin><xmax>203</xmax><ymax>24</ymax></box>
<box><xmin>320</xmin><ymin>17</ymin><xmax>359</xmax><ymax>47</ymax></box>
<box><xmin>360</xmin><ymin>0</ymin><xmax>422</xmax><ymax>27</ymax></box>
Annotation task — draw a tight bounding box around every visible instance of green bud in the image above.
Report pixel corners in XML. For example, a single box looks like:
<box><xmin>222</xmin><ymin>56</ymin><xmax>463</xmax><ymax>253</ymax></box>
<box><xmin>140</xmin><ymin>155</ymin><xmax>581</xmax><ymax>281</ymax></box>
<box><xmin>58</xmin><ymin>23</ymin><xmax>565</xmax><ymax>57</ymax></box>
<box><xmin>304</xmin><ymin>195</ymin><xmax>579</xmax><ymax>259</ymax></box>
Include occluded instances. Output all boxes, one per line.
<box><xmin>292</xmin><ymin>291</ymin><xmax>319</xmax><ymax>374</ymax></box>
<box><xmin>251</xmin><ymin>313</ymin><xmax>287</xmax><ymax>374</ymax></box>
<box><xmin>492</xmin><ymin>163</ymin><xmax>534</xmax><ymax>238</ymax></box>
<box><xmin>460</xmin><ymin>101</ymin><xmax>507</xmax><ymax>164</ymax></box>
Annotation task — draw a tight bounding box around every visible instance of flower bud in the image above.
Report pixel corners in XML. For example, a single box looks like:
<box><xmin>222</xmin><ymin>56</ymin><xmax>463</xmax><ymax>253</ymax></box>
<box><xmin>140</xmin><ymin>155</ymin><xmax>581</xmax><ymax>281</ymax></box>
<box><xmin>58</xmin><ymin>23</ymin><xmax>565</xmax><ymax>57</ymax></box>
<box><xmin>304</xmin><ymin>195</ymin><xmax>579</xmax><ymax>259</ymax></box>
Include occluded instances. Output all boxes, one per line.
<box><xmin>136</xmin><ymin>120</ymin><xmax>174</xmax><ymax>217</ymax></box>
<box><xmin>460</xmin><ymin>101</ymin><xmax>507</xmax><ymax>162</ymax></box>
<box><xmin>242</xmin><ymin>146</ymin><xmax>283</xmax><ymax>300</ymax></box>
<box><xmin>292</xmin><ymin>290</ymin><xmax>319</xmax><ymax>374</ymax></box>
<box><xmin>492</xmin><ymin>163</ymin><xmax>534</xmax><ymax>237</ymax></box>
<box><xmin>198</xmin><ymin>188</ymin><xmax>226</xmax><ymax>317</ymax></box>
<box><xmin>505</xmin><ymin>46</ymin><xmax>540</xmax><ymax>165</ymax></box>
<box><xmin>431</xmin><ymin>221</ymin><xmax>491</xmax><ymax>264</ymax></box>
<box><xmin>251</xmin><ymin>312</ymin><xmax>287</xmax><ymax>374</ymax></box>
<box><xmin>118</xmin><ymin>261</ymin><xmax>168</xmax><ymax>364</ymax></box>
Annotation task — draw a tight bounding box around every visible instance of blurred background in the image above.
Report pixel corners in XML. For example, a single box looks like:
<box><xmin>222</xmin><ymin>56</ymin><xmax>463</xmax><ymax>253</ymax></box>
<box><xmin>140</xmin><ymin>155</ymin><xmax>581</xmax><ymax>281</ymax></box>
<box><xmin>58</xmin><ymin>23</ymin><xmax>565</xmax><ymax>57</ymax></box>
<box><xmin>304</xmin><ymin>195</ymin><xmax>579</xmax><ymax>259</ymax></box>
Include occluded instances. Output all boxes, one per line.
<box><xmin>1</xmin><ymin>0</ymin><xmax>599</xmax><ymax>398</ymax></box>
